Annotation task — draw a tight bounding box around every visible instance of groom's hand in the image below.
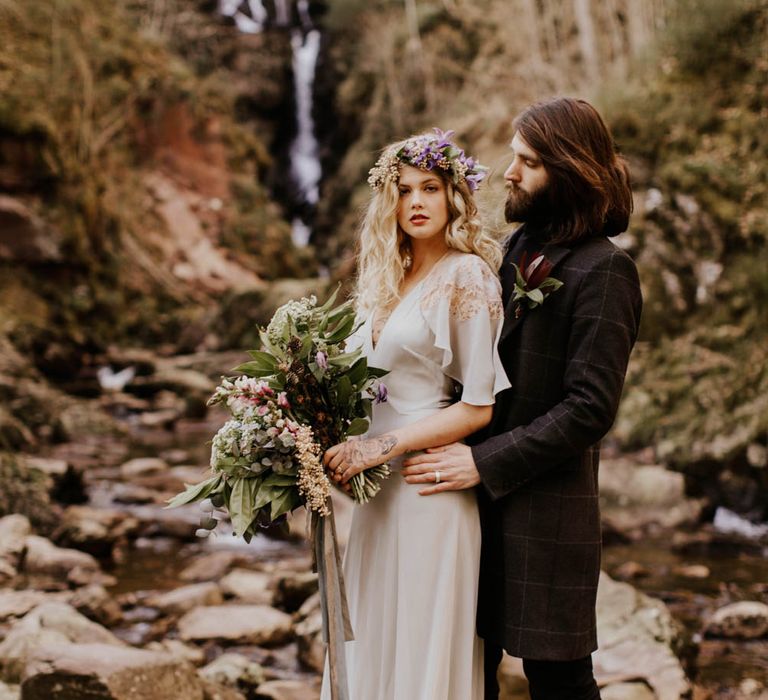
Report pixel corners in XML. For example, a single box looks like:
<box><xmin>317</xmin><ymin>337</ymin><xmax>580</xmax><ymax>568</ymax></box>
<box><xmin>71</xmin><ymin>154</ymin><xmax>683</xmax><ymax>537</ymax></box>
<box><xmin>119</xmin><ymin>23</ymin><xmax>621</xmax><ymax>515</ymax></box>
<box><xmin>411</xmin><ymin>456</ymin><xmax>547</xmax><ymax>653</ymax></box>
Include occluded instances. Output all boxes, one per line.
<box><xmin>401</xmin><ymin>443</ymin><xmax>480</xmax><ymax>495</ymax></box>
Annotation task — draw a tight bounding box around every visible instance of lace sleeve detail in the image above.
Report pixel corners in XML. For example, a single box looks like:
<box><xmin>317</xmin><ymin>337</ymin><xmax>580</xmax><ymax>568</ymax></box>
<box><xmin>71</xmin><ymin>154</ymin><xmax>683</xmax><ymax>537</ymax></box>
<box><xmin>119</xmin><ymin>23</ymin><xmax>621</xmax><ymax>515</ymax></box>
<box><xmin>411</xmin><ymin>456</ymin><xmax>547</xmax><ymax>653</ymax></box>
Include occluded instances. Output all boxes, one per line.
<box><xmin>419</xmin><ymin>252</ymin><xmax>510</xmax><ymax>403</ymax></box>
<box><xmin>420</xmin><ymin>254</ymin><xmax>503</xmax><ymax>321</ymax></box>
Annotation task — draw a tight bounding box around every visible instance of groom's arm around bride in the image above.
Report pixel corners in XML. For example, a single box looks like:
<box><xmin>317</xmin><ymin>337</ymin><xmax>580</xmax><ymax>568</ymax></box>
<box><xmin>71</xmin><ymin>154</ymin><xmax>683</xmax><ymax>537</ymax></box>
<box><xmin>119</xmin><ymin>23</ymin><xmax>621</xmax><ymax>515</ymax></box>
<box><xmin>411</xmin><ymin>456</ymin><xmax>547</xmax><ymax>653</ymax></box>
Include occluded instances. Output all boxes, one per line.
<box><xmin>403</xmin><ymin>97</ymin><xmax>642</xmax><ymax>700</ymax></box>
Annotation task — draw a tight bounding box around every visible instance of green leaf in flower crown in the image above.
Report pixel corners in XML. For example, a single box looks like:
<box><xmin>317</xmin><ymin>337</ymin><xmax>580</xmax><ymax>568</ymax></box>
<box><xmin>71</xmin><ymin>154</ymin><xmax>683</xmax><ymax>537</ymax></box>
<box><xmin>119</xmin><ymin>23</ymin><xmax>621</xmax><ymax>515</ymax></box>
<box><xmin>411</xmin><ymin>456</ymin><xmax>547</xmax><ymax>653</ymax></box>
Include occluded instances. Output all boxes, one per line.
<box><xmin>165</xmin><ymin>474</ymin><xmax>221</xmax><ymax>509</ymax></box>
<box><xmin>367</xmin><ymin>365</ymin><xmax>389</xmax><ymax>379</ymax></box>
<box><xmin>346</xmin><ymin>417</ymin><xmax>370</xmax><ymax>436</ymax></box>
<box><xmin>229</xmin><ymin>477</ymin><xmax>257</xmax><ymax>537</ymax></box>
<box><xmin>270</xmin><ymin>488</ymin><xmax>302</xmax><ymax>520</ymax></box>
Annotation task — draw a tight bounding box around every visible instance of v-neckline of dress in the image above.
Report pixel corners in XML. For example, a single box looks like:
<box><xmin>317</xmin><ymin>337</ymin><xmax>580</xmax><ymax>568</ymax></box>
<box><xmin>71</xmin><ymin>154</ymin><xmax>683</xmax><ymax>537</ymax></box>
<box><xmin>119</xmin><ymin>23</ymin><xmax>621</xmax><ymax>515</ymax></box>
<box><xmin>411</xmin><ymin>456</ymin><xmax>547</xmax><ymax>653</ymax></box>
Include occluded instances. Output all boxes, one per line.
<box><xmin>370</xmin><ymin>250</ymin><xmax>453</xmax><ymax>352</ymax></box>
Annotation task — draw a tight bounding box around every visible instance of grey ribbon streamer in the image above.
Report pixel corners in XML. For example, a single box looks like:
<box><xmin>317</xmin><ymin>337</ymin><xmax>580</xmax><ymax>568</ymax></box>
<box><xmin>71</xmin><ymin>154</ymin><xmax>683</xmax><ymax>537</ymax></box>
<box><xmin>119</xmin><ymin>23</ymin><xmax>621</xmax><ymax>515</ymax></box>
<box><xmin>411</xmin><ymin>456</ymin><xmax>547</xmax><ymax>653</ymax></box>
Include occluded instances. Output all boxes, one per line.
<box><xmin>311</xmin><ymin>499</ymin><xmax>354</xmax><ymax>700</ymax></box>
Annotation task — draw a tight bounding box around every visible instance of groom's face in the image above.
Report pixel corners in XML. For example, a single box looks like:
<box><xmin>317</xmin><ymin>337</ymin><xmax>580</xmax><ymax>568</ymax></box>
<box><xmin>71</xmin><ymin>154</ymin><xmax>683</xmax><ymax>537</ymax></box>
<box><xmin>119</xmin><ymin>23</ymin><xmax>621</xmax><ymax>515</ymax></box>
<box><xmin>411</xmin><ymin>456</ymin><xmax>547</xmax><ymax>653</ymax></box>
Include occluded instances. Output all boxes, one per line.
<box><xmin>503</xmin><ymin>131</ymin><xmax>551</xmax><ymax>223</ymax></box>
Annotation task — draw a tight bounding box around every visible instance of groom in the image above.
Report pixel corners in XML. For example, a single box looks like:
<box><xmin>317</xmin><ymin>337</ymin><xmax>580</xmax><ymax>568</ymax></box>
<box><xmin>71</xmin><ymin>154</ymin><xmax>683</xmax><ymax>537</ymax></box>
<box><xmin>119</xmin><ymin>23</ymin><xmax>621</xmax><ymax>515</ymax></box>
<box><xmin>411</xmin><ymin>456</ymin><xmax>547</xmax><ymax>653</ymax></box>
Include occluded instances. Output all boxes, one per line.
<box><xmin>402</xmin><ymin>97</ymin><xmax>642</xmax><ymax>699</ymax></box>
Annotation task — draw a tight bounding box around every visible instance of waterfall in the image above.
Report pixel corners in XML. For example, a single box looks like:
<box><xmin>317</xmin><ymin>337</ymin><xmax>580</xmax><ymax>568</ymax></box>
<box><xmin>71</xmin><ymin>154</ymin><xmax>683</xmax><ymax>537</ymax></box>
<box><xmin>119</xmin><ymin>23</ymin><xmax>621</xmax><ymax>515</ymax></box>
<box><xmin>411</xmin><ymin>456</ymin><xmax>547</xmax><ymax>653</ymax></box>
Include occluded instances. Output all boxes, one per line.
<box><xmin>274</xmin><ymin>0</ymin><xmax>291</xmax><ymax>27</ymax></box>
<box><xmin>219</xmin><ymin>0</ymin><xmax>268</xmax><ymax>33</ymax></box>
<box><xmin>289</xmin><ymin>26</ymin><xmax>322</xmax><ymax>246</ymax></box>
<box><xmin>219</xmin><ymin>0</ymin><xmax>323</xmax><ymax>248</ymax></box>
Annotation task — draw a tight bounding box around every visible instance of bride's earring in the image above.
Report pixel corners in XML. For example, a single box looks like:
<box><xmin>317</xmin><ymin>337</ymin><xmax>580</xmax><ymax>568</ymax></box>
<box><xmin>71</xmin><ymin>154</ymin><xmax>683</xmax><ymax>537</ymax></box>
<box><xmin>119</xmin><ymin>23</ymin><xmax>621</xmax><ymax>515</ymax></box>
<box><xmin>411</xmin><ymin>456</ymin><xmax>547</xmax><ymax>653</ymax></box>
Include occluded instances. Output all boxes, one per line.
<box><xmin>403</xmin><ymin>252</ymin><xmax>413</xmax><ymax>269</ymax></box>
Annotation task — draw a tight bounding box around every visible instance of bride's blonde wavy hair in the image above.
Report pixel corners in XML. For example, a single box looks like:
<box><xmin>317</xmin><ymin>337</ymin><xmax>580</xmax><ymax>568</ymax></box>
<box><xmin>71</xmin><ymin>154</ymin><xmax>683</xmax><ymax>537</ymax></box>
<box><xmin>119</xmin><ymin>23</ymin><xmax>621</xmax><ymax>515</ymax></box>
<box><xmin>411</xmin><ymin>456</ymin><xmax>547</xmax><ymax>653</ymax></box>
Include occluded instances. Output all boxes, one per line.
<box><xmin>355</xmin><ymin>137</ymin><xmax>503</xmax><ymax>313</ymax></box>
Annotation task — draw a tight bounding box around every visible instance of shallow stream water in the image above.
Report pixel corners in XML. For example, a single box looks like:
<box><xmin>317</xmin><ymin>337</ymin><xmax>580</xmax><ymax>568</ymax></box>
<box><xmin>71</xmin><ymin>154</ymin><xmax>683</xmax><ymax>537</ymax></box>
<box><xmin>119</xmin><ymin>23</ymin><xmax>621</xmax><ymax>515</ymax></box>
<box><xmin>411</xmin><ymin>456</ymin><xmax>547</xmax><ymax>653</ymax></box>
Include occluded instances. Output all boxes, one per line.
<box><xmin>73</xmin><ymin>415</ymin><xmax>768</xmax><ymax>698</ymax></box>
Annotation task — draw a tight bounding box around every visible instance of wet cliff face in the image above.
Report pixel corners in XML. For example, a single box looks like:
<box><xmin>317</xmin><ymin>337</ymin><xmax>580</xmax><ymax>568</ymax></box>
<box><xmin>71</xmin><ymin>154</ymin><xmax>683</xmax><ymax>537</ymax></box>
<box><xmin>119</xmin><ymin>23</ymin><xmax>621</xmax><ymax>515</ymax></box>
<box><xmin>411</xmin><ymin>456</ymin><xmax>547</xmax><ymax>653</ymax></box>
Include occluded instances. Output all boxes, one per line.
<box><xmin>1</xmin><ymin>0</ymin><xmax>765</xmax><ymax>515</ymax></box>
<box><xmin>608</xmin><ymin>1</ymin><xmax>768</xmax><ymax>517</ymax></box>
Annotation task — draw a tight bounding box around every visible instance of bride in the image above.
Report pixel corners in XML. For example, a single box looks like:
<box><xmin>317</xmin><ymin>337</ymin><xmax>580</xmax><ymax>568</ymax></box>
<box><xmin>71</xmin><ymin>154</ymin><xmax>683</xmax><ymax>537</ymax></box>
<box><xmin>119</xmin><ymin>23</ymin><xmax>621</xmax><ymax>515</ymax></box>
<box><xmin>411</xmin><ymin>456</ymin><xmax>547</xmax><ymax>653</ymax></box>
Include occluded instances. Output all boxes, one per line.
<box><xmin>321</xmin><ymin>129</ymin><xmax>510</xmax><ymax>699</ymax></box>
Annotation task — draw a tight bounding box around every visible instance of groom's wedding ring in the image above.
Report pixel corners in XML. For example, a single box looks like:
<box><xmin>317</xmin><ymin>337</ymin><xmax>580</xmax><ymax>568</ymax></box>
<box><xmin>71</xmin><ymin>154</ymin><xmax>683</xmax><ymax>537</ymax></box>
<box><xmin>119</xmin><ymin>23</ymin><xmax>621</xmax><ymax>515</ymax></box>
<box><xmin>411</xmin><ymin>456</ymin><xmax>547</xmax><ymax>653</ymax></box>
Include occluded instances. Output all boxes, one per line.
<box><xmin>434</xmin><ymin>470</ymin><xmax>441</xmax><ymax>484</ymax></box>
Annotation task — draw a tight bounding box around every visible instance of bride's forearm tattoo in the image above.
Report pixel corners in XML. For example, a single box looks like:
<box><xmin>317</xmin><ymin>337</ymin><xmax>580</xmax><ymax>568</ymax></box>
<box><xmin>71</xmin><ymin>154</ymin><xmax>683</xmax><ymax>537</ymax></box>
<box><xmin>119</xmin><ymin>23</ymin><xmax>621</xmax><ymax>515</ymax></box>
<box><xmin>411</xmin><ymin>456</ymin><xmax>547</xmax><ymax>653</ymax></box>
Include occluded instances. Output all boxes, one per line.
<box><xmin>341</xmin><ymin>434</ymin><xmax>397</xmax><ymax>467</ymax></box>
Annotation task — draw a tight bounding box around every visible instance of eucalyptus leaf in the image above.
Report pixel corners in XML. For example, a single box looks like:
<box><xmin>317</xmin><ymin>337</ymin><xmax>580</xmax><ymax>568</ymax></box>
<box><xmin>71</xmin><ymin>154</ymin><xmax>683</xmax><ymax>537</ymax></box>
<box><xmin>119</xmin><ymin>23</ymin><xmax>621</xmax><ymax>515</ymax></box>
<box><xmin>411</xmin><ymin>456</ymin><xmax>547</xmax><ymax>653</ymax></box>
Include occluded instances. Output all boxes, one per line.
<box><xmin>245</xmin><ymin>351</ymin><xmax>279</xmax><ymax>370</ymax></box>
<box><xmin>229</xmin><ymin>478</ymin><xmax>257</xmax><ymax>537</ymax></box>
<box><xmin>263</xmin><ymin>472</ymin><xmax>298</xmax><ymax>487</ymax></box>
<box><xmin>347</xmin><ymin>357</ymin><xmax>367</xmax><ymax>386</ymax></box>
<box><xmin>232</xmin><ymin>361</ymin><xmax>276</xmax><ymax>378</ymax></box>
<box><xmin>270</xmin><ymin>488</ymin><xmax>302</xmax><ymax>520</ymax></box>
<box><xmin>165</xmin><ymin>474</ymin><xmax>221</xmax><ymax>509</ymax></box>
<box><xmin>336</xmin><ymin>375</ymin><xmax>353</xmax><ymax>407</ymax></box>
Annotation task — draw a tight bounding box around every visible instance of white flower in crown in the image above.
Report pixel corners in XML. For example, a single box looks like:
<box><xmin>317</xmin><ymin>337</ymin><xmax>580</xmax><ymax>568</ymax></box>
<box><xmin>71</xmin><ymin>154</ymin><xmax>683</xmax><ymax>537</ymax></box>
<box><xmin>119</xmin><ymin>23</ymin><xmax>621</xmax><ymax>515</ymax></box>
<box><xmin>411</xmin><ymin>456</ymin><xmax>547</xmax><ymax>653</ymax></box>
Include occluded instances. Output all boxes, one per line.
<box><xmin>367</xmin><ymin>128</ymin><xmax>488</xmax><ymax>192</ymax></box>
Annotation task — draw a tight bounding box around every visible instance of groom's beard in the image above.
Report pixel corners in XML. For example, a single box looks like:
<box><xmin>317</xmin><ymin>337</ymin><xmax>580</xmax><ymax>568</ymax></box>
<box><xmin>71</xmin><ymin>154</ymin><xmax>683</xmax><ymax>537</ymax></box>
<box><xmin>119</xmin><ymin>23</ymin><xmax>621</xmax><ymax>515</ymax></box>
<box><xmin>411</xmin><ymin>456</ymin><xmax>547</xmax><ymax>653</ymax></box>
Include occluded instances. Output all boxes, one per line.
<box><xmin>504</xmin><ymin>182</ymin><xmax>551</xmax><ymax>225</ymax></box>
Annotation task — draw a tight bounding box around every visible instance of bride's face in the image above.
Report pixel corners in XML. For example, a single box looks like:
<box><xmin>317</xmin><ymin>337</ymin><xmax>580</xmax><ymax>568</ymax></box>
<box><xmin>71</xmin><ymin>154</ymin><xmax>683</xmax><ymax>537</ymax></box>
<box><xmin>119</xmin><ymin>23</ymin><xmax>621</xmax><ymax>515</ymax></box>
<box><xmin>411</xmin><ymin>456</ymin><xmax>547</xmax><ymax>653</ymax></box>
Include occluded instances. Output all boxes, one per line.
<box><xmin>396</xmin><ymin>165</ymin><xmax>450</xmax><ymax>243</ymax></box>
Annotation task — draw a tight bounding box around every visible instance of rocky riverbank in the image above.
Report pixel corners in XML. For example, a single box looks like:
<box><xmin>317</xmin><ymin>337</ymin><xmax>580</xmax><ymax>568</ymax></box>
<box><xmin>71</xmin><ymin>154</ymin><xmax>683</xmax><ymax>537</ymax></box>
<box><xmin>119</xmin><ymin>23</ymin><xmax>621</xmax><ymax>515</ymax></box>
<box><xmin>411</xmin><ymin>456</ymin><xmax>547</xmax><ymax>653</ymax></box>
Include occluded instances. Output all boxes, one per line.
<box><xmin>1</xmin><ymin>353</ymin><xmax>766</xmax><ymax>700</ymax></box>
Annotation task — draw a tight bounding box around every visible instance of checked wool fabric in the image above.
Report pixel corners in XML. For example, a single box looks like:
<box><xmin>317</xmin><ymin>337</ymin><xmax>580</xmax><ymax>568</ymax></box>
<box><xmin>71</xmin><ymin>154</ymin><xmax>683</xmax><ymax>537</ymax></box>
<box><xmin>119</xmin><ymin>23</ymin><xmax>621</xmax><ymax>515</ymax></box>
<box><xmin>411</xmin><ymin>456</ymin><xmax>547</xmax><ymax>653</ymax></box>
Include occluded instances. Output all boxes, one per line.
<box><xmin>471</xmin><ymin>225</ymin><xmax>643</xmax><ymax>661</ymax></box>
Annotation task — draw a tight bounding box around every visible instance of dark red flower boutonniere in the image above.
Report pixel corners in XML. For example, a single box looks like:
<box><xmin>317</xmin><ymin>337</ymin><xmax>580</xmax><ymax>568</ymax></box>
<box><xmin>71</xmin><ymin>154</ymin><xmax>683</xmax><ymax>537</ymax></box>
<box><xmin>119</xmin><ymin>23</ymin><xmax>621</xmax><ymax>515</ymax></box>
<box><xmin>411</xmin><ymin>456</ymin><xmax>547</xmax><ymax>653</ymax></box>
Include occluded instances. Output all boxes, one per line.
<box><xmin>510</xmin><ymin>251</ymin><xmax>564</xmax><ymax>318</ymax></box>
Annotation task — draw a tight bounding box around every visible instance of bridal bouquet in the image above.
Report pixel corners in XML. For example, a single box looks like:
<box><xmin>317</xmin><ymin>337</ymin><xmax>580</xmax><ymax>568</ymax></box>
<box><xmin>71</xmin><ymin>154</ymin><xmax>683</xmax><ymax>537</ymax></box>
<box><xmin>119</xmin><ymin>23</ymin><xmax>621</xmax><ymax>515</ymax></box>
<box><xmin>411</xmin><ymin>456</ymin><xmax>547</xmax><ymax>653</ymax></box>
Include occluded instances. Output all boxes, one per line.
<box><xmin>166</xmin><ymin>289</ymin><xmax>389</xmax><ymax>541</ymax></box>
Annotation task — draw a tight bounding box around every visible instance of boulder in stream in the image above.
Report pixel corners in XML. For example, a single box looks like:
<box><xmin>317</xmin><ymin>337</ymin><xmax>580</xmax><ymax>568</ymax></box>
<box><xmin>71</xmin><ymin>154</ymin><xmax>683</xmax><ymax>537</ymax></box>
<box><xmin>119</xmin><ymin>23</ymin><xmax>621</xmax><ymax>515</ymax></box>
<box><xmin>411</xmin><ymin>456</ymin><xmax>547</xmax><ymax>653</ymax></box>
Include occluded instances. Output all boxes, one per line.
<box><xmin>177</xmin><ymin>605</ymin><xmax>292</xmax><ymax>646</ymax></box>
<box><xmin>147</xmin><ymin>582</ymin><xmax>224</xmax><ymax>616</ymax></box>
<box><xmin>199</xmin><ymin>653</ymin><xmax>265</xmax><ymax>691</ymax></box>
<box><xmin>0</xmin><ymin>602</ymin><xmax>124</xmax><ymax>683</ymax></box>
<box><xmin>292</xmin><ymin>592</ymin><xmax>322</xmax><ymax>674</ymax></box>
<box><xmin>705</xmin><ymin>601</ymin><xmax>768</xmax><ymax>639</ymax></box>
<box><xmin>219</xmin><ymin>569</ymin><xmax>273</xmax><ymax>605</ymax></box>
<box><xmin>594</xmin><ymin>573</ymin><xmax>690</xmax><ymax>700</ymax></box>
<box><xmin>20</xmin><ymin>642</ymin><xmax>204</xmax><ymax>700</ymax></box>
<box><xmin>22</xmin><ymin>535</ymin><xmax>102</xmax><ymax>585</ymax></box>
<box><xmin>253</xmin><ymin>679</ymin><xmax>319</xmax><ymax>700</ymax></box>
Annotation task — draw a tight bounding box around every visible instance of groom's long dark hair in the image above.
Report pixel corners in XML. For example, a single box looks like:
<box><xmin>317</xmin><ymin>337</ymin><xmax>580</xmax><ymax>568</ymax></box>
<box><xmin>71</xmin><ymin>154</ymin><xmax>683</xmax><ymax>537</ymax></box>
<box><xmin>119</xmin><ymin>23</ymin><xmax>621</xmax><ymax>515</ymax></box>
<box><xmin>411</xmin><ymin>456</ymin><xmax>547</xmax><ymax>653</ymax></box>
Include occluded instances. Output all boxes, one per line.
<box><xmin>513</xmin><ymin>97</ymin><xmax>633</xmax><ymax>245</ymax></box>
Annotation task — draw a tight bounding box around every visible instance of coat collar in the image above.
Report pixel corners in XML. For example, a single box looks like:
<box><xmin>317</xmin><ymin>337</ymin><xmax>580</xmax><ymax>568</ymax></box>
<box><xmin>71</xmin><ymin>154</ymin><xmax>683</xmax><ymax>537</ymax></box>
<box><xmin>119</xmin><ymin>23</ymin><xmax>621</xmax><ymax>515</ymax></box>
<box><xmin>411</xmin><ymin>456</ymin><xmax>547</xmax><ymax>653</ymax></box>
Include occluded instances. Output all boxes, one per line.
<box><xmin>499</xmin><ymin>234</ymin><xmax>573</xmax><ymax>343</ymax></box>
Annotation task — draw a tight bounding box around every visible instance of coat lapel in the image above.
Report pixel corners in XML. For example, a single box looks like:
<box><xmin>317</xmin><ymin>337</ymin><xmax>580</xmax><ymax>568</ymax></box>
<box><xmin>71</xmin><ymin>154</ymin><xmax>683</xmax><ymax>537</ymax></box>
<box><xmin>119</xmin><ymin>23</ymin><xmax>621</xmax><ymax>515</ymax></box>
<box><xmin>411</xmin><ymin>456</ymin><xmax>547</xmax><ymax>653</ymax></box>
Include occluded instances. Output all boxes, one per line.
<box><xmin>499</xmin><ymin>241</ymin><xmax>573</xmax><ymax>343</ymax></box>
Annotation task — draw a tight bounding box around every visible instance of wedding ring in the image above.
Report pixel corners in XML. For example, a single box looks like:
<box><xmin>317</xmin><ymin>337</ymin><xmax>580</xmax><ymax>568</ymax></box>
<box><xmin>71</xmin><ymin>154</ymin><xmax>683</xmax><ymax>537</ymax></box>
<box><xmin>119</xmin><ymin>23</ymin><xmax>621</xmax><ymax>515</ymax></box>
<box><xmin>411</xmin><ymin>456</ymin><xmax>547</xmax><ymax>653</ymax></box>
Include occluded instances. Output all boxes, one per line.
<box><xmin>435</xmin><ymin>470</ymin><xmax>441</xmax><ymax>484</ymax></box>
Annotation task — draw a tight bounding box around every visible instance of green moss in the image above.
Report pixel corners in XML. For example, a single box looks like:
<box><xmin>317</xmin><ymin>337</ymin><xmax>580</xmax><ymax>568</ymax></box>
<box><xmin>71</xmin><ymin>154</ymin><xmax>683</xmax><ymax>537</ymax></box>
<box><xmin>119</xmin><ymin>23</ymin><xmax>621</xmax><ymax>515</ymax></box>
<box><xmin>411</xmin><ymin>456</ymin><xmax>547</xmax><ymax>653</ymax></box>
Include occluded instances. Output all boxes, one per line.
<box><xmin>0</xmin><ymin>453</ymin><xmax>59</xmax><ymax>534</ymax></box>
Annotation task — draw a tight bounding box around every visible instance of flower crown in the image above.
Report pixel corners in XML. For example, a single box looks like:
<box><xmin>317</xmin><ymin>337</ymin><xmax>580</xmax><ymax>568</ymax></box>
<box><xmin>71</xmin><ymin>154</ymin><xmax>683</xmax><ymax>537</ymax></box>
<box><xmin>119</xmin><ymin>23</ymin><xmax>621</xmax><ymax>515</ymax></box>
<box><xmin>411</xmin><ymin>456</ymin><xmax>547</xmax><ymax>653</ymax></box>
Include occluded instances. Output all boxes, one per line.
<box><xmin>367</xmin><ymin>128</ymin><xmax>488</xmax><ymax>192</ymax></box>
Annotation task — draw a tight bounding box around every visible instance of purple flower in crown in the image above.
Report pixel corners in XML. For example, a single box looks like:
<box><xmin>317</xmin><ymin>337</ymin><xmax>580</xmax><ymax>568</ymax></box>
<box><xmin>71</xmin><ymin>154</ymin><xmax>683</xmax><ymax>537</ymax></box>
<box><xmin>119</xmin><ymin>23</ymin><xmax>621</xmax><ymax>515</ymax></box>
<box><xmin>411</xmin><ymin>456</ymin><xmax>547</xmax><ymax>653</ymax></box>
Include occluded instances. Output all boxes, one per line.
<box><xmin>432</xmin><ymin>128</ymin><xmax>455</xmax><ymax>149</ymax></box>
<box><xmin>367</xmin><ymin>128</ymin><xmax>489</xmax><ymax>191</ymax></box>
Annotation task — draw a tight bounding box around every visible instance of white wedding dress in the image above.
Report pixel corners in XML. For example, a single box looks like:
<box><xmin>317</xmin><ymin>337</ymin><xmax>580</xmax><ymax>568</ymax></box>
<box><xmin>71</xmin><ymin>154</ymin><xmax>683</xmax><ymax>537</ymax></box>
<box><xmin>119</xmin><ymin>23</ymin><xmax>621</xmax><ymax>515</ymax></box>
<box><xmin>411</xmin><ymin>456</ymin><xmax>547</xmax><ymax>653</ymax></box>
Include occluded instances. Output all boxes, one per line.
<box><xmin>321</xmin><ymin>250</ymin><xmax>509</xmax><ymax>700</ymax></box>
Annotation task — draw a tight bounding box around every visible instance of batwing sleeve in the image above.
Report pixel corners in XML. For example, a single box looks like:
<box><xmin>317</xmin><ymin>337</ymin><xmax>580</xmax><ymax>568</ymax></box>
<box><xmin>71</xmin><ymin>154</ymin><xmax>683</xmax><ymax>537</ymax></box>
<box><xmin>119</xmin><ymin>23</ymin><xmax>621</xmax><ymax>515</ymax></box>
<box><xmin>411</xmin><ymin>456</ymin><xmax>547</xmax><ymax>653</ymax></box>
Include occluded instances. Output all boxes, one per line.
<box><xmin>420</xmin><ymin>254</ymin><xmax>511</xmax><ymax>405</ymax></box>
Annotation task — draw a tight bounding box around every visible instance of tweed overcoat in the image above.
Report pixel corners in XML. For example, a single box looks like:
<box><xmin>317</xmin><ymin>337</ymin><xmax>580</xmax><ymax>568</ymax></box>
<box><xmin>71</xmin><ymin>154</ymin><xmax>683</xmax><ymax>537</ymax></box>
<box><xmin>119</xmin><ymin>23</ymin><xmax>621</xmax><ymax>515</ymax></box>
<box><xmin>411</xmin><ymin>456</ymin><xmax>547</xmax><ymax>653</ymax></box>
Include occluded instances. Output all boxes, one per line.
<box><xmin>471</xmin><ymin>226</ymin><xmax>642</xmax><ymax>661</ymax></box>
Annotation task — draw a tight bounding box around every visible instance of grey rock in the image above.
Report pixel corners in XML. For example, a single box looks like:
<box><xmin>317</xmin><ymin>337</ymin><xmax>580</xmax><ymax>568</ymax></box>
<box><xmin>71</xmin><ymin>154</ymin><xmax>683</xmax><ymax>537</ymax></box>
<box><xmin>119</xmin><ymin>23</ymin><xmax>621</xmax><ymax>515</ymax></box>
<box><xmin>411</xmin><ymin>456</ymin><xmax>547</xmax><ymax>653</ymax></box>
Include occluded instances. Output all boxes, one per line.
<box><xmin>0</xmin><ymin>602</ymin><xmax>124</xmax><ymax>683</ymax></box>
<box><xmin>0</xmin><ymin>681</ymin><xmax>19</xmax><ymax>700</ymax></box>
<box><xmin>220</xmin><ymin>569</ymin><xmax>273</xmax><ymax>605</ymax></box>
<box><xmin>119</xmin><ymin>458</ymin><xmax>169</xmax><ymax>479</ymax></box>
<box><xmin>600</xmin><ymin>459</ymin><xmax>704</xmax><ymax>534</ymax></box>
<box><xmin>0</xmin><ymin>515</ymin><xmax>31</xmax><ymax>565</ymax></box>
<box><xmin>601</xmin><ymin>682</ymin><xmax>657</xmax><ymax>700</ymax></box>
<box><xmin>177</xmin><ymin>605</ymin><xmax>292</xmax><ymax>646</ymax></box>
<box><xmin>0</xmin><ymin>592</ymin><xmax>67</xmax><ymax>623</ymax></box>
<box><xmin>199</xmin><ymin>653</ymin><xmax>265</xmax><ymax>689</ymax></box>
<box><xmin>705</xmin><ymin>601</ymin><xmax>768</xmax><ymax>639</ymax></box>
<box><xmin>22</xmin><ymin>535</ymin><xmax>101</xmax><ymax>583</ymax></box>
<box><xmin>595</xmin><ymin>573</ymin><xmax>689</xmax><ymax>700</ymax></box>
<box><xmin>274</xmin><ymin>572</ymin><xmax>317</xmax><ymax>612</ymax></box>
<box><xmin>20</xmin><ymin>642</ymin><xmax>204</xmax><ymax>699</ymax></box>
<box><xmin>145</xmin><ymin>640</ymin><xmax>206</xmax><ymax>666</ymax></box>
<box><xmin>293</xmin><ymin>593</ymin><xmax>323</xmax><ymax>674</ymax></box>
<box><xmin>180</xmin><ymin>552</ymin><xmax>242</xmax><ymax>583</ymax></box>
<box><xmin>147</xmin><ymin>582</ymin><xmax>224</xmax><ymax>616</ymax></box>
<box><xmin>253</xmin><ymin>679</ymin><xmax>319</xmax><ymax>700</ymax></box>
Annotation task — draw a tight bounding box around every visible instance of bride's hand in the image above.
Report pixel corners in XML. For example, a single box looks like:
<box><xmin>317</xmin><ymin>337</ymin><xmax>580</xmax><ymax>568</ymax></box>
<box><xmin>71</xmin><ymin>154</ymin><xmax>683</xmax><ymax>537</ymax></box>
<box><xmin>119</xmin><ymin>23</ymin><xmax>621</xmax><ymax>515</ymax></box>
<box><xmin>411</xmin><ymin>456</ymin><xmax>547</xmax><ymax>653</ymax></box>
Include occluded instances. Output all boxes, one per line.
<box><xmin>323</xmin><ymin>434</ymin><xmax>398</xmax><ymax>485</ymax></box>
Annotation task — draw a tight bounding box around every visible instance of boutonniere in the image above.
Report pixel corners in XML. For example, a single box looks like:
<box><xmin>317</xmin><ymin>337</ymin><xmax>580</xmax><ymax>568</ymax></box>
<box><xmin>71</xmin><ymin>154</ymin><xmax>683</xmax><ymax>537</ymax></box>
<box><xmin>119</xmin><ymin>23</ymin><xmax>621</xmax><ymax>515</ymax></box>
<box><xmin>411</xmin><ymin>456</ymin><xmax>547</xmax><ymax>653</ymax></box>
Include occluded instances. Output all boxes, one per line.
<box><xmin>510</xmin><ymin>251</ymin><xmax>564</xmax><ymax>318</ymax></box>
